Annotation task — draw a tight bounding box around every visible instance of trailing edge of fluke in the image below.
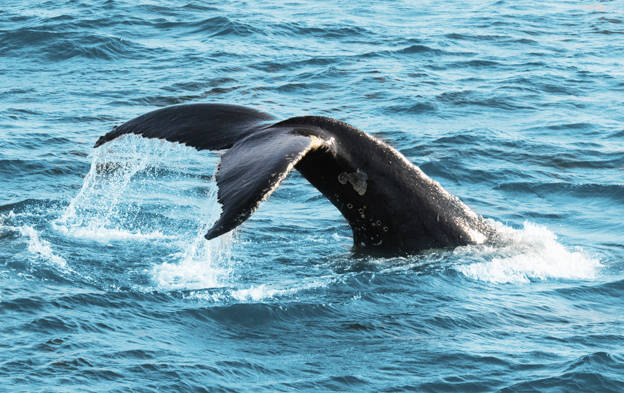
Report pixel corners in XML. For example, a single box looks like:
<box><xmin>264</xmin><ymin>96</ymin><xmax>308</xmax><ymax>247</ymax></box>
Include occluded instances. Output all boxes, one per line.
<box><xmin>95</xmin><ymin>103</ymin><xmax>494</xmax><ymax>255</ymax></box>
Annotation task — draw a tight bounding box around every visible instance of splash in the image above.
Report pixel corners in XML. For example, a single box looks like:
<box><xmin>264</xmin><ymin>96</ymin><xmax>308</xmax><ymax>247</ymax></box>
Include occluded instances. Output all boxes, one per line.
<box><xmin>152</xmin><ymin>229</ymin><xmax>234</xmax><ymax>291</ymax></box>
<box><xmin>455</xmin><ymin>221</ymin><xmax>601</xmax><ymax>284</ymax></box>
<box><xmin>55</xmin><ymin>136</ymin><xmax>191</xmax><ymax>241</ymax></box>
<box><xmin>55</xmin><ymin>135</ymin><xmax>234</xmax><ymax>290</ymax></box>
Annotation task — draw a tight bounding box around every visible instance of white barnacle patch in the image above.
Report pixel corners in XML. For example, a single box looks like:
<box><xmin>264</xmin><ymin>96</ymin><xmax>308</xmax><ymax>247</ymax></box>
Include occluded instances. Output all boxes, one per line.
<box><xmin>337</xmin><ymin>169</ymin><xmax>368</xmax><ymax>196</ymax></box>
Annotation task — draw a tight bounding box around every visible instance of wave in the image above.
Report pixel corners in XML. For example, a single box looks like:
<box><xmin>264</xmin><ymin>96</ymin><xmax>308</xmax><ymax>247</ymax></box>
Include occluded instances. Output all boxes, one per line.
<box><xmin>0</xmin><ymin>27</ymin><xmax>146</xmax><ymax>61</ymax></box>
<box><xmin>16</xmin><ymin>225</ymin><xmax>68</xmax><ymax>269</ymax></box>
<box><xmin>277</xmin><ymin>22</ymin><xmax>371</xmax><ymax>39</ymax></box>
<box><xmin>436</xmin><ymin>90</ymin><xmax>535</xmax><ymax>110</ymax></box>
<box><xmin>0</xmin><ymin>211</ymin><xmax>70</xmax><ymax>275</ymax></box>
<box><xmin>505</xmin><ymin>352</ymin><xmax>624</xmax><ymax>392</ymax></box>
<box><xmin>495</xmin><ymin>182</ymin><xmax>624</xmax><ymax>201</ymax></box>
<box><xmin>174</xmin><ymin>301</ymin><xmax>338</xmax><ymax>327</ymax></box>
<box><xmin>384</xmin><ymin>102</ymin><xmax>438</xmax><ymax>115</ymax></box>
<box><xmin>194</xmin><ymin>17</ymin><xmax>259</xmax><ymax>37</ymax></box>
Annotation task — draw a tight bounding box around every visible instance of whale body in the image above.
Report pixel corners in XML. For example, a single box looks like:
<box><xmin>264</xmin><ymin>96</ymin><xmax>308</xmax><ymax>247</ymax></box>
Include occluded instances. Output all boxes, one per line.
<box><xmin>95</xmin><ymin>103</ymin><xmax>493</xmax><ymax>255</ymax></box>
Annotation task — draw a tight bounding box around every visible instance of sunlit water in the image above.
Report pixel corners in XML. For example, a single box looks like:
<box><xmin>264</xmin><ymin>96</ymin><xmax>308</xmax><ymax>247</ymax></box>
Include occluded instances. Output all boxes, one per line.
<box><xmin>1</xmin><ymin>1</ymin><xmax>623</xmax><ymax>391</ymax></box>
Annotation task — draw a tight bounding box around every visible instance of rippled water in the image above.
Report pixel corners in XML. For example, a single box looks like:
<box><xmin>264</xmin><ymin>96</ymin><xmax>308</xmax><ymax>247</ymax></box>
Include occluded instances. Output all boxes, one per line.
<box><xmin>1</xmin><ymin>1</ymin><xmax>623</xmax><ymax>391</ymax></box>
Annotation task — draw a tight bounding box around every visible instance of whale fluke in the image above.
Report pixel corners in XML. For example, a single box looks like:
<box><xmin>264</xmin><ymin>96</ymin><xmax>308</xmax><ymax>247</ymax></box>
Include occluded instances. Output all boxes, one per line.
<box><xmin>94</xmin><ymin>104</ymin><xmax>275</xmax><ymax>150</ymax></box>
<box><xmin>95</xmin><ymin>103</ymin><xmax>493</xmax><ymax>254</ymax></box>
<box><xmin>207</xmin><ymin>127</ymin><xmax>329</xmax><ymax>239</ymax></box>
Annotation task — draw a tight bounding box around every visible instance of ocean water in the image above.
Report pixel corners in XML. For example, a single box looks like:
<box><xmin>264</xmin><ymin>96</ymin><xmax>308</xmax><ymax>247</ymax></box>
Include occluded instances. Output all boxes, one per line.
<box><xmin>1</xmin><ymin>0</ymin><xmax>623</xmax><ymax>391</ymax></box>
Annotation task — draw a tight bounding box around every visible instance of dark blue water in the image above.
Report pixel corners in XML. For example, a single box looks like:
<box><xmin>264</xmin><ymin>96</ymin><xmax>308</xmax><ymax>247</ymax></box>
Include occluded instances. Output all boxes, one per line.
<box><xmin>2</xmin><ymin>1</ymin><xmax>623</xmax><ymax>391</ymax></box>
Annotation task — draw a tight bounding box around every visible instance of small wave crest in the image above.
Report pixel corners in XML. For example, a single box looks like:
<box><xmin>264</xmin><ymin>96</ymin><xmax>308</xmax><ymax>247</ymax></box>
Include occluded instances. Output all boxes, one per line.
<box><xmin>16</xmin><ymin>225</ymin><xmax>68</xmax><ymax>269</ymax></box>
<box><xmin>1</xmin><ymin>211</ymin><xmax>69</xmax><ymax>272</ymax></box>
<box><xmin>455</xmin><ymin>221</ymin><xmax>601</xmax><ymax>283</ymax></box>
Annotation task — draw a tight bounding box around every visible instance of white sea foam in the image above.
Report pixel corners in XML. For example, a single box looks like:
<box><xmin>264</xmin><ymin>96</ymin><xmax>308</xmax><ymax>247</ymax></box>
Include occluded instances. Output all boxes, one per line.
<box><xmin>229</xmin><ymin>278</ymin><xmax>329</xmax><ymax>302</ymax></box>
<box><xmin>455</xmin><ymin>221</ymin><xmax>601</xmax><ymax>284</ymax></box>
<box><xmin>53</xmin><ymin>223</ymin><xmax>174</xmax><ymax>242</ymax></box>
<box><xmin>186</xmin><ymin>276</ymin><xmax>333</xmax><ymax>303</ymax></box>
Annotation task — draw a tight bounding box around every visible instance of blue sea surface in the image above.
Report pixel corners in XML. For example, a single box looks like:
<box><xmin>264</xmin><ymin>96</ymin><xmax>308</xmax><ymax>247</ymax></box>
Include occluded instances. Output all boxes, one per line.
<box><xmin>1</xmin><ymin>1</ymin><xmax>623</xmax><ymax>391</ymax></box>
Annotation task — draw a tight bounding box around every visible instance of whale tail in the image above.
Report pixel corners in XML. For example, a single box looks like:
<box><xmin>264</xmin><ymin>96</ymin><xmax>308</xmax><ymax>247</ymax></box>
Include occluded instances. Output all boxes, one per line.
<box><xmin>95</xmin><ymin>104</ymin><xmax>336</xmax><ymax>241</ymax></box>
<box><xmin>95</xmin><ymin>103</ymin><xmax>490</xmax><ymax>254</ymax></box>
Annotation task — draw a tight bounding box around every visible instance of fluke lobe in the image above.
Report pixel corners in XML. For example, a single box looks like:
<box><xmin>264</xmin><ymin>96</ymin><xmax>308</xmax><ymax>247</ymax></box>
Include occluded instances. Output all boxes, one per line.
<box><xmin>95</xmin><ymin>103</ymin><xmax>494</xmax><ymax>255</ymax></box>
